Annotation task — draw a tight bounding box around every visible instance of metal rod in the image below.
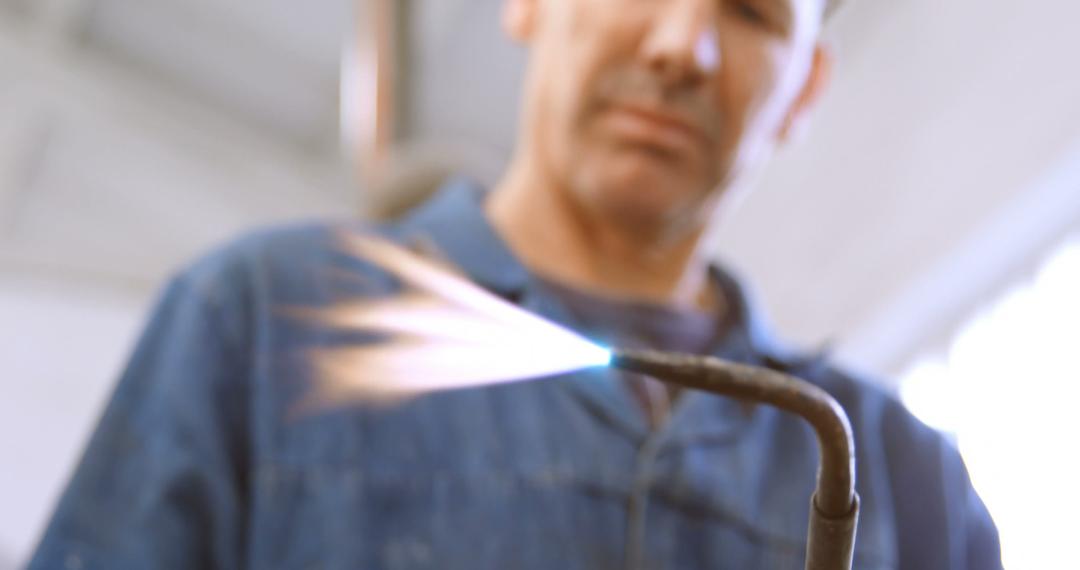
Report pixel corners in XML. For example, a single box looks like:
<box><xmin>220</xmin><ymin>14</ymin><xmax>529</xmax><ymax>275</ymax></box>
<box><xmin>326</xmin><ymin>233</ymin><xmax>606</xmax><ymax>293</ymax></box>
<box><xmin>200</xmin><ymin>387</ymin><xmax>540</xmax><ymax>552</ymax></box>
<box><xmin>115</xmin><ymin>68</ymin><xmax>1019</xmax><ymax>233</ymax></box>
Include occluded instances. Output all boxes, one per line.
<box><xmin>610</xmin><ymin>348</ymin><xmax>860</xmax><ymax>570</ymax></box>
<box><xmin>351</xmin><ymin>0</ymin><xmax>398</xmax><ymax>186</ymax></box>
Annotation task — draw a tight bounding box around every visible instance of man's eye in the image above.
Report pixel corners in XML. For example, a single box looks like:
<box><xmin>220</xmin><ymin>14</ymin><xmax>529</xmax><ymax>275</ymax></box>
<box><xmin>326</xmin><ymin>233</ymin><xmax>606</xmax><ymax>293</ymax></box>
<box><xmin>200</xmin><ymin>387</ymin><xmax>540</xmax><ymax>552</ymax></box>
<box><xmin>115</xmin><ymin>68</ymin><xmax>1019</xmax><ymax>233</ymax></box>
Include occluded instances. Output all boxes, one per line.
<box><xmin>732</xmin><ymin>1</ymin><xmax>767</xmax><ymax>26</ymax></box>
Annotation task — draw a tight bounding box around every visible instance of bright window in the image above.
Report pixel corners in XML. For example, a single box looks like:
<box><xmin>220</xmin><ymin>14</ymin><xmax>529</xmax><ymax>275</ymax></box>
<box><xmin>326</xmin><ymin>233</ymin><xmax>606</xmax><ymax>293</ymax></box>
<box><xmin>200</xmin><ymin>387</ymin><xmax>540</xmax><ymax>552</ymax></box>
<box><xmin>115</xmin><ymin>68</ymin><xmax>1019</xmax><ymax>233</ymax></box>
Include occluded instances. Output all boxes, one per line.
<box><xmin>899</xmin><ymin>237</ymin><xmax>1080</xmax><ymax>569</ymax></box>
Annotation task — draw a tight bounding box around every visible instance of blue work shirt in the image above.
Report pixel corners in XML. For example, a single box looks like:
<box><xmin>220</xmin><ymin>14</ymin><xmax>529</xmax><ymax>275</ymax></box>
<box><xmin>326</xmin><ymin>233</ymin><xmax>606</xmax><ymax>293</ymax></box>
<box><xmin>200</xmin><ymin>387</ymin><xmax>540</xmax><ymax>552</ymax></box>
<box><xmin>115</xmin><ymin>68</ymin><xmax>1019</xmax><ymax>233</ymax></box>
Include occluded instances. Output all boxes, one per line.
<box><xmin>30</xmin><ymin>179</ymin><xmax>1001</xmax><ymax>569</ymax></box>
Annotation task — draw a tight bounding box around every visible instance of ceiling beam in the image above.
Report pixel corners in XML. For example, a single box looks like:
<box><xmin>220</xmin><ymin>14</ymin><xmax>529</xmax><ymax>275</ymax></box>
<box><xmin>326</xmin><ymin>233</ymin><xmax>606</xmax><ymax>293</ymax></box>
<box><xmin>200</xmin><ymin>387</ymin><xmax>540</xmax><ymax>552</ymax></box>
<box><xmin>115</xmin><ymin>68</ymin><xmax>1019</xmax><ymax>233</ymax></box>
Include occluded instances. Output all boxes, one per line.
<box><xmin>0</xmin><ymin>17</ymin><xmax>348</xmax><ymax>203</ymax></box>
<box><xmin>0</xmin><ymin>15</ymin><xmax>353</xmax><ymax>288</ymax></box>
<box><xmin>33</xmin><ymin>0</ymin><xmax>92</xmax><ymax>39</ymax></box>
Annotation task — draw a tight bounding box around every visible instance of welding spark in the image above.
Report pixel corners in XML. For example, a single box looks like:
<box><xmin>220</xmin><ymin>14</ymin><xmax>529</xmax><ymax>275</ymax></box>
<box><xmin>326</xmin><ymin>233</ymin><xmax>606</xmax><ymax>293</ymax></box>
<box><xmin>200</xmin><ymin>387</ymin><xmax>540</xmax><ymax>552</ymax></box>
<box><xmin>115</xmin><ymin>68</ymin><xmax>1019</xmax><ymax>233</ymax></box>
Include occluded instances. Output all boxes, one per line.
<box><xmin>301</xmin><ymin>233</ymin><xmax>611</xmax><ymax>406</ymax></box>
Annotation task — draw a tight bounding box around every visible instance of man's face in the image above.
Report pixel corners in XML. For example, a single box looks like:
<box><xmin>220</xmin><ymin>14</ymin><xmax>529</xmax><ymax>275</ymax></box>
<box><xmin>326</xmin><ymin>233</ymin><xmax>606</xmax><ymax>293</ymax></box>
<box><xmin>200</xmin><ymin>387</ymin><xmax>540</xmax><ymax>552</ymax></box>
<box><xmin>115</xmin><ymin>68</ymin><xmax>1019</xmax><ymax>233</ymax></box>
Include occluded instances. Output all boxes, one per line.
<box><xmin>507</xmin><ymin>0</ymin><xmax>828</xmax><ymax>237</ymax></box>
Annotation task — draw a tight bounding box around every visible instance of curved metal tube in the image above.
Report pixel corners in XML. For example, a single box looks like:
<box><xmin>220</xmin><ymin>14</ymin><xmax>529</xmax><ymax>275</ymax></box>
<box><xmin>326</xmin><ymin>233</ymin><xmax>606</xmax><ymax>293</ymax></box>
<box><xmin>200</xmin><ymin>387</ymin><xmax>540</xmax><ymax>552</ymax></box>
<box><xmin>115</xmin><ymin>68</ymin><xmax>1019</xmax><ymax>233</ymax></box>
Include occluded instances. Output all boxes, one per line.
<box><xmin>610</xmin><ymin>348</ymin><xmax>859</xmax><ymax>570</ymax></box>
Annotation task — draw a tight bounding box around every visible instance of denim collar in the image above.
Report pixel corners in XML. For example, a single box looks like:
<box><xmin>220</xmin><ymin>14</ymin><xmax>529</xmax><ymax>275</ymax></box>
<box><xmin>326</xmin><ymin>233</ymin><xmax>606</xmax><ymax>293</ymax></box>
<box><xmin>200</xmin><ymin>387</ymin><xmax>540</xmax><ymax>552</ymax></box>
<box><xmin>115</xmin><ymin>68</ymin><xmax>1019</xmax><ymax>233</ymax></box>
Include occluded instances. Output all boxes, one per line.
<box><xmin>395</xmin><ymin>177</ymin><xmax>531</xmax><ymax>297</ymax></box>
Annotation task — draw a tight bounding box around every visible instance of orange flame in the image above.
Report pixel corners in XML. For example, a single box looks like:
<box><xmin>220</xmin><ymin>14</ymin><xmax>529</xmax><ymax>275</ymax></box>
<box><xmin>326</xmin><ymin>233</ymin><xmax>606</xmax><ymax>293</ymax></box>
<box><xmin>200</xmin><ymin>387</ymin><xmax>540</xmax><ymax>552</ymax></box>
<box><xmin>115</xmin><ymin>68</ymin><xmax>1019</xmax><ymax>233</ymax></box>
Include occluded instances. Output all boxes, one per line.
<box><xmin>300</xmin><ymin>234</ymin><xmax>610</xmax><ymax>408</ymax></box>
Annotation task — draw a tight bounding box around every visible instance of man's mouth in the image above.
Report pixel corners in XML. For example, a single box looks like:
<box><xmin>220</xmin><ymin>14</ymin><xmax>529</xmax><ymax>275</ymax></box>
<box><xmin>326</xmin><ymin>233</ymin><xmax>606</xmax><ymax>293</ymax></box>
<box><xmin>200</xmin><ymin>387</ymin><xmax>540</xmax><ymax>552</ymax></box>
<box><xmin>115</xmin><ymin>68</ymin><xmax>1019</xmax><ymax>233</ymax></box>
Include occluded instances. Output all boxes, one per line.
<box><xmin>602</xmin><ymin>102</ymin><xmax>712</xmax><ymax>155</ymax></box>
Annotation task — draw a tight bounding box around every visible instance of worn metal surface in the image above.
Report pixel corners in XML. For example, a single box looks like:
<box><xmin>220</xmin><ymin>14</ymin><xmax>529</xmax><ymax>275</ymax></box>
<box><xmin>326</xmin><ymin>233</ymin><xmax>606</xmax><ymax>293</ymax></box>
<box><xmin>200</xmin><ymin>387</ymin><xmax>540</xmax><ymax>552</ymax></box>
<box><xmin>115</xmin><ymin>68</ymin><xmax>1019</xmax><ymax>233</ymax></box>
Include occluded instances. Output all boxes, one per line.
<box><xmin>610</xmin><ymin>348</ymin><xmax>859</xmax><ymax>570</ymax></box>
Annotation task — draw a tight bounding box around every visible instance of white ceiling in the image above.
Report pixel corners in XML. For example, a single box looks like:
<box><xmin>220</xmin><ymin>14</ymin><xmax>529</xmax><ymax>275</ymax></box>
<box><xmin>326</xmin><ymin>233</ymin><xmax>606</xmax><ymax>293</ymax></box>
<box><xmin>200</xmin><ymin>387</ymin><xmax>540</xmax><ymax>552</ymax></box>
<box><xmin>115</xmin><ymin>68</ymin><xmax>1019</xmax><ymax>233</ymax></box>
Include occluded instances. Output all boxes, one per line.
<box><xmin>714</xmin><ymin>0</ymin><xmax>1080</xmax><ymax>374</ymax></box>
<box><xmin>0</xmin><ymin>0</ymin><xmax>353</xmax><ymax>290</ymax></box>
<box><xmin>398</xmin><ymin>0</ymin><xmax>525</xmax><ymax>154</ymax></box>
<box><xmin>82</xmin><ymin>0</ymin><xmax>347</xmax><ymax>148</ymax></box>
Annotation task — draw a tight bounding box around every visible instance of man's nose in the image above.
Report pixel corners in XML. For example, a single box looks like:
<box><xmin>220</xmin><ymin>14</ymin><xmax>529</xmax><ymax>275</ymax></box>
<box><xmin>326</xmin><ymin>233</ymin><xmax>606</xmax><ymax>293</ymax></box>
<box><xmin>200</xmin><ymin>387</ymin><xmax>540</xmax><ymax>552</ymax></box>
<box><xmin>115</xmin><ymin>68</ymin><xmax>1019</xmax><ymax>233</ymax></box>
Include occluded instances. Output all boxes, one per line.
<box><xmin>642</xmin><ymin>0</ymin><xmax>720</xmax><ymax>88</ymax></box>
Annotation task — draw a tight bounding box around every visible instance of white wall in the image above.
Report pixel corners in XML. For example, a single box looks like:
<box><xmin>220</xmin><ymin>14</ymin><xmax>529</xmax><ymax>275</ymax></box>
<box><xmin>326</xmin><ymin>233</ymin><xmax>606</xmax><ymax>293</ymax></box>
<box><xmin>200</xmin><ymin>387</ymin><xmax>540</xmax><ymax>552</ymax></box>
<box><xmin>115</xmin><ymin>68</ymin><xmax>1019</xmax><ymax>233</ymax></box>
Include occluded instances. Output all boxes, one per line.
<box><xmin>0</xmin><ymin>276</ymin><xmax>149</xmax><ymax>566</ymax></box>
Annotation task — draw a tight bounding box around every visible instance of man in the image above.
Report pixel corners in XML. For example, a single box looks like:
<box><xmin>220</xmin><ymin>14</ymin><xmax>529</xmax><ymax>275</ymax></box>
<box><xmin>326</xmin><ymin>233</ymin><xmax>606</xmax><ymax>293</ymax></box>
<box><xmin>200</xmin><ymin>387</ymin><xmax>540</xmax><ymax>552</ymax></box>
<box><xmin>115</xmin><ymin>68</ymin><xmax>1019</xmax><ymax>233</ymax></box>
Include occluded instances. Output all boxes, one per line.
<box><xmin>31</xmin><ymin>0</ymin><xmax>1001</xmax><ymax>568</ymax></box>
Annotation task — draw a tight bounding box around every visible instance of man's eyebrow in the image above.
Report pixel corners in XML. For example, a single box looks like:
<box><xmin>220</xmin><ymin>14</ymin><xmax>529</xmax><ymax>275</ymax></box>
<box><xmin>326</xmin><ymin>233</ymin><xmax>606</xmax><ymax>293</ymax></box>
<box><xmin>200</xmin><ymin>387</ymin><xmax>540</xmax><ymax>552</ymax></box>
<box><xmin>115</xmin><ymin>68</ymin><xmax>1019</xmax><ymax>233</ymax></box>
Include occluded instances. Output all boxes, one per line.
<box><xmin>755</xmin><ymin>0</ymin><xmax>796</xmax><ymax>30</ymax></box>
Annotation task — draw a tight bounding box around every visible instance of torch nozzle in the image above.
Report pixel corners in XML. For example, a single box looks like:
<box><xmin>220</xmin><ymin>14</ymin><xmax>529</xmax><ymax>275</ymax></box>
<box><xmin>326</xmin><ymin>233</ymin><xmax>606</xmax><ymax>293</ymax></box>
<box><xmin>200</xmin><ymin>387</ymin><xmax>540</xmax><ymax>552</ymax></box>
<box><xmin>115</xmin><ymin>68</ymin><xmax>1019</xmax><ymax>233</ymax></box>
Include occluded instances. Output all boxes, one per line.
<box><xmin>610</xmin><ymin>348</ymin><xmax>859</xmax><ymax>570</ymax></box>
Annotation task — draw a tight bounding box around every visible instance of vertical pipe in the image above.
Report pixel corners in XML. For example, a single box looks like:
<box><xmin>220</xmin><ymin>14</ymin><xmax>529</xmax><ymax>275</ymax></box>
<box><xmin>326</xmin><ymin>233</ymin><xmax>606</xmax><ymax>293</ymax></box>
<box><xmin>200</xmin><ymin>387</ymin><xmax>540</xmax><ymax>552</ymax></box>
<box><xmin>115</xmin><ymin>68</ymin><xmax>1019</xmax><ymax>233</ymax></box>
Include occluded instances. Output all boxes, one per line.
<box><xmin>344</xmin><ymin>0</ymin><xmax>398</xmax><ymax>189</ymax></box>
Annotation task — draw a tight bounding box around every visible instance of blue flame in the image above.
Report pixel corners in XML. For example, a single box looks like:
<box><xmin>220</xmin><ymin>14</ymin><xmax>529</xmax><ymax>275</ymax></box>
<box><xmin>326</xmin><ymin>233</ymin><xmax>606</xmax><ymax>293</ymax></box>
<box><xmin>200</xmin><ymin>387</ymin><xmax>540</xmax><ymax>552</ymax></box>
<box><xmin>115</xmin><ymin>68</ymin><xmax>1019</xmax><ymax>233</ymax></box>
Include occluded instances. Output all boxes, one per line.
<box><xmin>592</xmin><ymin>344</ymin><xmax>613</xmax><ymax>367</ymax></box>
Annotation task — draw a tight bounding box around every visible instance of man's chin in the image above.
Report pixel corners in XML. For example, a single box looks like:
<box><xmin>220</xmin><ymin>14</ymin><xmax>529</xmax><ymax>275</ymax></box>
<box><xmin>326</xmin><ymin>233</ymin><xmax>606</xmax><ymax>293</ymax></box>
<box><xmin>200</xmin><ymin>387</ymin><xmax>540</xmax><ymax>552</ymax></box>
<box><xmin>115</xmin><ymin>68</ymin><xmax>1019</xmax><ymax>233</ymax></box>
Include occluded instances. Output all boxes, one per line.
<box><xmin>621</xmin><ymin>141</ymin><xmax>709</xmax><ymax>182</ymax></box>
<box><xmin>564</xmin><ymin>144</ymin><xmax>711</xmax><ymax>231</ymax></box>
<box><xmin>578</xmin><ymin>180</ymin><xmax>700</xmax><ymax>236</ymax></box>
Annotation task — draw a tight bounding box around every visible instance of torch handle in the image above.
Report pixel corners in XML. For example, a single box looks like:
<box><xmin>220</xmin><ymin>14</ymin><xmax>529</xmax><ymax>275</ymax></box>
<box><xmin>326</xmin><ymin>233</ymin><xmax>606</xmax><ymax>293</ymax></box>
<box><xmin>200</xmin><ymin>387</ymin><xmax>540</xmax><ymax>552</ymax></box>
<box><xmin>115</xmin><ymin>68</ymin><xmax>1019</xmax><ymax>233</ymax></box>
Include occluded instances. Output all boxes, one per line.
<box><xmin>610</xmin><ymin>349</ymin><xmax>859</xmax><ymax>570</ymax></box>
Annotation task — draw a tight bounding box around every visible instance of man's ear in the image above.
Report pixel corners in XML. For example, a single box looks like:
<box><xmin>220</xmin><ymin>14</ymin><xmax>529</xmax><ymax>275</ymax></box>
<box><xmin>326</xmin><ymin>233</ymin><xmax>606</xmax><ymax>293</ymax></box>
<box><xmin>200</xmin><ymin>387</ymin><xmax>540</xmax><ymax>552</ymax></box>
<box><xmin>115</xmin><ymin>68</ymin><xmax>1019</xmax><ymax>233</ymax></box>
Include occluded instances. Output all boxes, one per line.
<box><xmin>776</xmin><ymin>44</ymin><xmax>833</xmax><ymax>144</ymax></box>
<box><xmin>503</xmin><ymin>0</ymin><xmax>538</xmax><ymax>43</ymax></box>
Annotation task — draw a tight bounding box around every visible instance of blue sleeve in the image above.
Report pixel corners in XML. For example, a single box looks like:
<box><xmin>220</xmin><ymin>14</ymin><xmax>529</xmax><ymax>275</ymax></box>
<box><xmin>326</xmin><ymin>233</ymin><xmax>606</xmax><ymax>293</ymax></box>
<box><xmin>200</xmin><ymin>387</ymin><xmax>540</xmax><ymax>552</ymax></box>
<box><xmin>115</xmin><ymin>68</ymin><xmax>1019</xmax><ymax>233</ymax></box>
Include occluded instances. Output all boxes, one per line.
<box><xmin>28</xmin><ymin>272</ymin><xmax>251</xmax><ymax>570</ymax></box>
<box><xmin>949</xmin><ymin>444</ymin><xmax>1002</xmax><ymax>570</ymax></box>
<box><xmin>886</xmin><ymin>404</ymin><xmax>1003</xmax><ymax>569</ymax></box>
<box><xmin>819</xmin><ymin>366</ymin><xmax>1002</xmax><ymax>569</ymax></box>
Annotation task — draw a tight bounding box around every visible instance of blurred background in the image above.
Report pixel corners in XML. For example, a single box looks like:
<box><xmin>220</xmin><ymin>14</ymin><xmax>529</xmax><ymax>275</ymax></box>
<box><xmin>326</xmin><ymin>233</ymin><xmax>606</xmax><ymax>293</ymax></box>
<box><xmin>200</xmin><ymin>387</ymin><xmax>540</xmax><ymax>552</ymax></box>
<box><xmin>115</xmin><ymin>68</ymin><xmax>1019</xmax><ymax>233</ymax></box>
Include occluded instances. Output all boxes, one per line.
<box><xmin>1</xmin><ymin>0</ymin><xmax>1078</xmax><ymax>568</ymax></box>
